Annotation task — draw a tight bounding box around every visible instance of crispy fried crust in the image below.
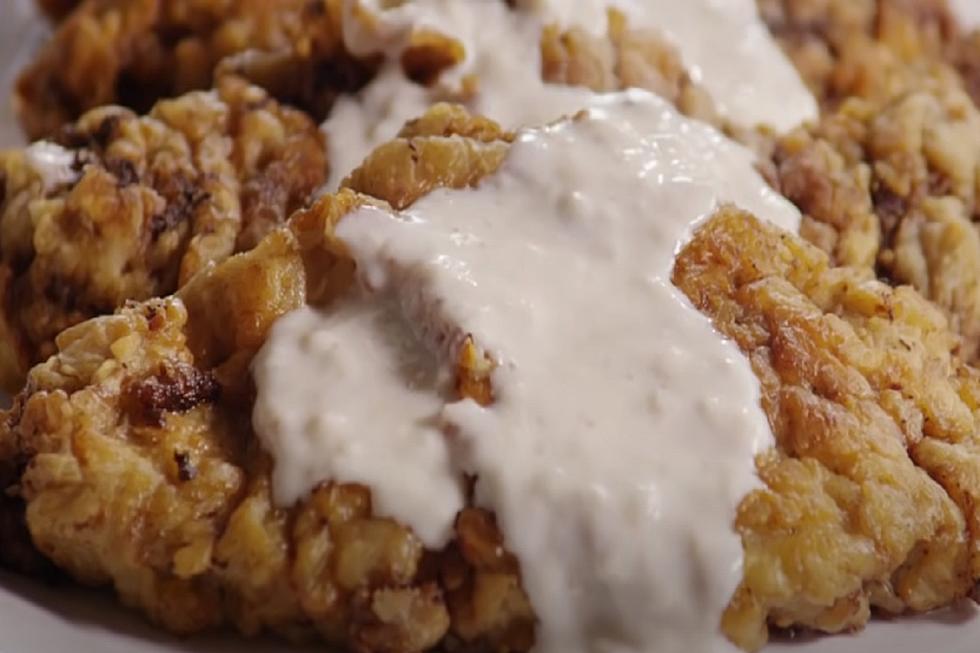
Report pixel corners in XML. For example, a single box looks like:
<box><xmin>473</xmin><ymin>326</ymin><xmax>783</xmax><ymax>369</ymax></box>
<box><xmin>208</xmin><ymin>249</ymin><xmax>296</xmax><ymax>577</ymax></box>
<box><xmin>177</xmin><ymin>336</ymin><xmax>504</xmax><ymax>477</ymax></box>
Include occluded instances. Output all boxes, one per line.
<box><xmin>14</xmin><ymin>0</ymin><xmax>358</xmax><ymax>140</ymax></box>
<box><xmin>951</xmin><ymin>28</ymin><xmax>980</xmax><ymax>108</ymax></box>
<box><xmin>3</xmin><ymin>104</ymin><xmax>980</xmax><ymax>652</ymax></box>
<box><xmin>342</xmin><ymin>104</ymin><xmax>513</xmax><ymax>211</ymax></box>
<box><xmin>16</xmin><ymin>0</ymin><xmax>724</xmax><ymax>142</ymax></box>
<box><xmin>757</xmin><ymin>0</ymin><xmax>956</xmax><ymax>109</ymax></box>
<box><xmin>539</xmin><ymin>9</ymin><xmax>720</xmax><ymax>125</ymax></box>
<box><xmin>759</xmin><ymin>0</ymin><xmax>980</xmax><ymax>362</ymax></box>
<box><xmin>775</xmin><ymin>83</ymin><xmax>980</xmax><ymax>358</ymax></box>
<box><xmin>0</xmin><ymin>213</ymin><xmax>534</xmax><ymax>651</ymax></box>
<box><xmin>0</xmin><ymin>109</ymin><xmax>535</xmax><ymax>653</ymax></box>
<box><xmin>675</xmin><ymin>206</ymin><xmax>980</xmax><ymax>650</ymax></box>
<box><xmin>0</xmin><ymin>76</ymin><xmax>326</xmax><ymax>391</ymax></box>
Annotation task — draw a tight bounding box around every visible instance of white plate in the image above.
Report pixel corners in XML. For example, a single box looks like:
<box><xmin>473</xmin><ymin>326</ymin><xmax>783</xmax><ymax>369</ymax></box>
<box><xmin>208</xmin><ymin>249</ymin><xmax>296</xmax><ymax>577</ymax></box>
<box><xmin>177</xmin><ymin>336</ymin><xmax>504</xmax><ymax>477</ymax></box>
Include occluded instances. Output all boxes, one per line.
<box><xmin>2</xmin><ymin>566</ymin><xmax>978</xmax><ymax>653</ymax></box>
<box><xmin>2</xmin><ymin>1</ymin><xmax>979</xmax><ymax>651</ymax></box>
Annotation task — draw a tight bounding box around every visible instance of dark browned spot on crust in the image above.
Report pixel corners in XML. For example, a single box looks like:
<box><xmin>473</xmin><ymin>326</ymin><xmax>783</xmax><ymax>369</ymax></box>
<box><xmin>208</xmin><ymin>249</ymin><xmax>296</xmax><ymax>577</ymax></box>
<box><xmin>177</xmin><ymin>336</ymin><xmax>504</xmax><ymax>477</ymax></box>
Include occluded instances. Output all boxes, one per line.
<box><xmin>150</xmin><ymin>174</ymin><xmax>210</xmax><ymax>239</ymax></box>
<box><xmin>311</xmin><ymin>54</ymin><xmax>383</xmax><ymax>113</ymax></box>
<box><xmin>125</xmin><ymin>362</ymin><xmax>220</xmax><ymax>426</ymax></box>
<box><xmin>304</xmin><ymin>0</ymin><xmax>326</xmax><ymax>17</ymax></box>
<box><xmin>55</xmin><ymin>124</ymin><xmax>91</xmax><ymax>150</ymax></box>
<box><xmin>143</xmin><ymin>304</ymin><xmax>166</xmax><ymax>331</ymax></box>
<box><xmin>872</xmin><ymin>182</ymin><xmax>910</xmax><ymax>243</ymax></box>
<box><xmin>105</xmin><ymin>158</ymin><xmax>139</xmax><ymax>187</ymax></box>
<box><xmin>35</xmin><ymin>0</ymin><xmax>79</xmax><ymax>20</ymax></box>
<box><xmin>42</xmin><ymin>277</ymin><xmax>77</xmax><ymax>311</ymax></box>
<box><xmin>55</xmin><ymin>114</ymin><xmax>122</xmax><ymax>153</ymax></box>
<box><xmin>173</xmin><ymin>450</ymin><xmax>197</xmax><ymax>482</ymax></box>
<box><xmin>93</xmin><ymin>115</ymin><xmax>121</xmax><ymax>149</ymax></box>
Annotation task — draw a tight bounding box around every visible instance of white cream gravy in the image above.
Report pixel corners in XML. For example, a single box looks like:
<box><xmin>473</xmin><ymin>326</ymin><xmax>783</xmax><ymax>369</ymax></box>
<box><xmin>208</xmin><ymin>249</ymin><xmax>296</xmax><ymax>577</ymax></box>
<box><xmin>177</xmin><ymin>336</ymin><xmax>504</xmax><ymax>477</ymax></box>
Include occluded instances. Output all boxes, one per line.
<box><xmin>951</xmin><ymin>0</ymin><xmax>980</xmax><ymax>29</ymax></box>
<box><xmin>23</xmin><ymin>141</ymin><xmax>78</xmax><ymax>191</ymax></box>
<box><xmin>254</xmin><ymin>90</ymin><xmax>802</xmax><ymax>653</ymax></box>
<box><xmin>322</xmin><ymin>0</ymin><xmax>816</xmax><ymax>188</ymax></box>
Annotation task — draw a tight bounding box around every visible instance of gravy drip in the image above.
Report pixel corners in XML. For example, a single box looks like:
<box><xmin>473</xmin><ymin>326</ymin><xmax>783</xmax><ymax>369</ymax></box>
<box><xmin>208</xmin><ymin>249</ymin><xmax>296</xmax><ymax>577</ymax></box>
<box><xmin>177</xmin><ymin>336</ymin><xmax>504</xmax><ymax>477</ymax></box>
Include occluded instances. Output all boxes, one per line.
<box><xmin>255</xmin><ymin>90</ymin><xmax>802</xmax><ymax>653</ymax></box>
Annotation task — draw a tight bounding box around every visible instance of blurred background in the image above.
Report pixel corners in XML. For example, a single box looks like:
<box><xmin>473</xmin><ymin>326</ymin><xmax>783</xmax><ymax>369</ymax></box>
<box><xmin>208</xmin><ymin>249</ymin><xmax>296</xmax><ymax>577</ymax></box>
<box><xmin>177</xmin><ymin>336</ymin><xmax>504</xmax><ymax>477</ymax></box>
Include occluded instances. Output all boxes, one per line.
<box><xmin>1</xmin><ymin>0</ymin><xmax>48</xmax><ymax>147</ymax></box>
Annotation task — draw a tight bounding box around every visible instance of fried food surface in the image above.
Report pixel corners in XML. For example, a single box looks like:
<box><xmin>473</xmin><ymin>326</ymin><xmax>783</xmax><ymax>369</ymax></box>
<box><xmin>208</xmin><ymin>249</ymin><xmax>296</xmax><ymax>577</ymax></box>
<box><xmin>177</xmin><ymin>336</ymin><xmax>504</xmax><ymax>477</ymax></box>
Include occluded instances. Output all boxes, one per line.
<box><xmin>0</xmin><ymin>76</ymin><xmax>326</xmax><ymax>391</ymax></box>
<box><xmin>0</xmin><ymin>217</ymin><xmax>534</xmax><ymax>651</ymax></box>
<box><xmin>342</xmin><ymin>103</ymin><xmax>514</xmax><ymax>211</ymax></box>
<box><xmin>538</xmin><ymin>8</ymin><xmax>721</xmax><ymax>126</ymax></box>
<box><xmin>3</xmin><ymin>104</ymin><xmax>980</xmax><ymax>651</ymax></box>
<box><xmin>758</xmin><ymin>0</ymin><xmax>980</xmax><ymax>362</ymax></box>
<box><xmin>7</xmin><ymin>0</ymin><xmax>980</xmax><ymax>648</ymax></box>
<box><xmin>16</xmin><ymin>0</ymin><xmax>724</xmax><ymax>142</ymax></box>
<box><xmin>0</xmin><ymin>108</ymin><xmax>535</xmax><ymax>653</ymax></box>
<box><xmin>676</xmin><ymin>206</ymin><xmax>980</xmax><ymax>650</ymax></box>
<box><xmin>757</xmin><ymin>0</ymin><xmax>955</xmax><ymax>109</ymax></box>
<box><xmin>15</xmin><ymin>0</ymin><xmax>358</xmax><ymax>140</ymax></box>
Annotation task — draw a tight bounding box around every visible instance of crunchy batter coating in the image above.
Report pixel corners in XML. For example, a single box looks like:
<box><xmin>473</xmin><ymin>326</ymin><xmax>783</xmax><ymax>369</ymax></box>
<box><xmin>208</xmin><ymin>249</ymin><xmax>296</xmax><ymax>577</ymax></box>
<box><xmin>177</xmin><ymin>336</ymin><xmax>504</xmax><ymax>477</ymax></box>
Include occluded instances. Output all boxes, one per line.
<box><xmin>538</xmin><ymin>9</ymin><xmax>720</xmax><ymax>126</ymax></box>
<box><xmin>676</xmin><ymin>206</ymin><xmax>980</xmax><ymax>650</ymax></box>
<box><xmin>0</xmin><ymin>106</ymin><xmax>534</xmax><ymax>653</ymax></box>
<box><xmin>3</xmin><ymin>106</ymin><xmax>980</xmax><ymax>652</ymax></box>
<box><xmin>15</xmin><ymin>0</ymin><xmax>359</xmax><ymax>140</ymax></box>
<box><xmin>0</xmin><ymin>198</ymin><xmax>534</xmax><ymax>652</ymax></box>
<box><xmin>759</xmin><ymin>0</ymin><xmax>980</xmax><ymax>362</ymax></box>
<box><xmin>342</xmin><ymin>103</ymin><xmax>513</xmax><ymax>211</ymax></box>
<box><xmin>950</xmin><ymin>26</ymin><xmax>980</xmax><ymax>109</ymax></box>
<box><xmin>775</xmin><ymin>82</ymin><xmax>980</xmax><ymax>358</ymax></box>
<box><xmin>0</xmin><ymin>76</ymin><xmax>327</xmax><ymax>391</ymax></box>
<box><xmin>757</xmin><ymin>0</ymin><xmax>955</xmax><ymax>109</ymax></box>
<box><xmin>16</xmin><ymin>0</ymin><xmax>722</xmax><ymax>141</ymax></box>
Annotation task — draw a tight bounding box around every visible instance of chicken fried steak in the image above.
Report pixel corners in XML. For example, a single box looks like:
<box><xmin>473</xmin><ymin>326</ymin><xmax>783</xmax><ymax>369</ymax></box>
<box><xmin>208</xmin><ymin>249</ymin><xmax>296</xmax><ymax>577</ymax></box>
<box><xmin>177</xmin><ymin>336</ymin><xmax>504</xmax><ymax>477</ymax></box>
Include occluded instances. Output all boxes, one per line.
<box><xmin>0</xmin><ymin>76</ymin><xmax>326</xmax><ymax>391</ymax></box>
<box><xmin>1</xmin><ymin>102</ymin><xmax>979</xmax><ymax>652</ymax></box>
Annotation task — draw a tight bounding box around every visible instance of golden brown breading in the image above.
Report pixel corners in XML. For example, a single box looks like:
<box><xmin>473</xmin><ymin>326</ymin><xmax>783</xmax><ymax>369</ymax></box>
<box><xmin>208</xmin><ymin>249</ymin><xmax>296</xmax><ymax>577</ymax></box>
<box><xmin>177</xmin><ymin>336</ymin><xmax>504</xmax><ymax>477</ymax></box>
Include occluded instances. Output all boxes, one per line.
<box><xmin>539</xmin><ymin>9</ymin><xmax>720</xmax><ymax>126</ymax></box>
<box><xmin>16</xmin><ymin>0</ymin><xmax>724</xmax><ymax>142</ymax></box>
<box><xmin>14</xmin><ymin>0</ymin><xmax>361</xmax><ymax>140</ymax></box>
<box><xmin>950</xmin><ymin>28</ymin><xmax>980</xmax><ymax>107</ymax></box>
<box><xmin>676</xmin><ymin>206</ymin><xmax>980</xmax><ymax>650</ymax></box>
<box><xmin>0</xmin><ymin>76</ymin><xmax>326</xmax><ymax>391</ymax></box>
<box><xmin>773</xmin><ymin>73</ymin><xmax>980</xmax><ymax>360</ymax></box>
<box><xmin>0</xmin><ymin>196</ymin><xmax>534</xmax><ymax>651</ymax></box>
<box><xmin>342</xmin><ymin>103</ymin><xmax>513</xmax><ymax>211</ymax></box>
<box><xmin>758</xmin><ymin>0</ymin><xmax>980</xmax><ymax>362</ymax></box>
<box><xmin>3</xmin><ymin>105</ymin><xmax>980</xmax><ymax>652</ymax></box>
<box><xmin>0</xmin><ymin>108</ymin><xmax>536</xmax><ymax>652</ymax></box>
<box><xmin>757</xmin><ymin>0</ymin><xmax>956</xmax><ymax>109</ymax></box>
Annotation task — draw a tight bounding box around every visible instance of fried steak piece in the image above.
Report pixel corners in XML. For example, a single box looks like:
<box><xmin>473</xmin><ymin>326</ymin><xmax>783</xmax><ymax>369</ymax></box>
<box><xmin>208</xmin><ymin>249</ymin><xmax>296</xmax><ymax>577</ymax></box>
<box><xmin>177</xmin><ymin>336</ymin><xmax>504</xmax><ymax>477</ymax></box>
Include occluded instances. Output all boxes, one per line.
<box><xmin>341</xmin><ymin>103</ymin><xmax>514</xmax><ymax>211</ymax></box>
<box><xmin>774</xmin><ymin>78</ymin><xmax>980</xmax><ymax>359</ymax></box>
<box><xmin>676</xmin><ymin>206</ymin><xmax>980</xmax><ymax>650</ymax></box>
<box><xmin>0</xmin><ymin>76</ymin><xmax>327</xmax><ymax>391</ymax></box>
<box><xmin>14</xmin><ymin>0</ymin><xmax>366</xmax><ymax>140</ymax></box>
<box><xmin>757</xmin><ymin>0</ymin><xmax>956</xmax><ymax>109</ymax></box>
<box><xmin>2</xmin><ymin>105</ymin><xmax>980</xmax><ymax>653</ymax></box>
<box><xmin>16</xmin><ymin>0</ymin><xmax>724</xmax><ymax>141</ymax></box>
<box><xmin>758</xmin><ymin>0</ymin><xmax>980</xmax><ymax>362</ymax></box>
<box><xmin>0</xmin><ymin>107</ymin><xmax>528</xmax><ymax>653</ymax></box>
<box><xmin>222</xmin><ymin>2</ymin><xmax>727</xmax><ymax>133</ymax></box>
